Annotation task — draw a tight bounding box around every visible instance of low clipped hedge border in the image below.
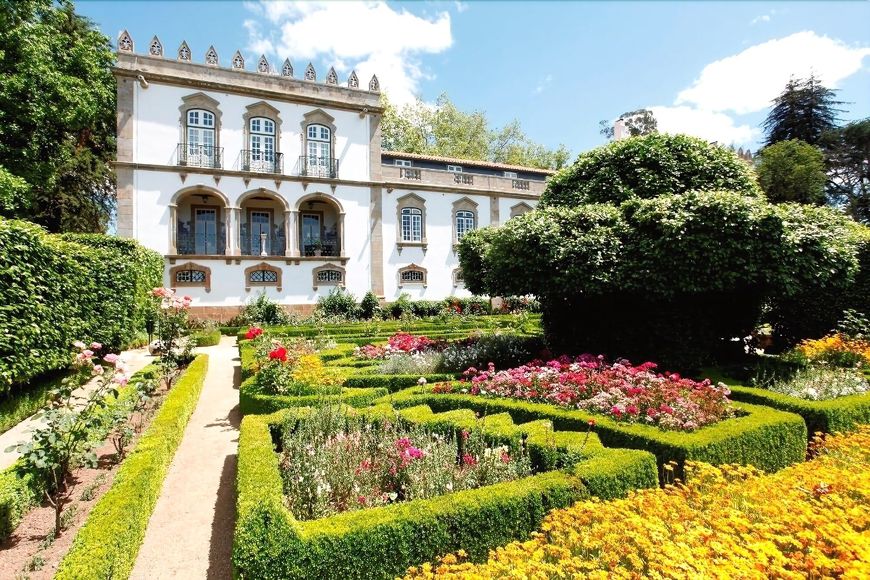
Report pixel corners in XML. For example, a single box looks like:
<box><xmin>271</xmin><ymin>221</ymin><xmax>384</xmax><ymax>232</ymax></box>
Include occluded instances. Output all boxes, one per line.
<box><xmin>234</xmin><ymin>404</ymin><xmax>657</xmax><ymax>579</ymax></box>
<box><xmin>192</xmin><ymin>329</ymin><xmax>222</xmax><ymax>347</ymax></box>
<box><xmin>0</xmin><ymin>364</ymin><xmax>161</xmax><ymax>540</ymax></box>
<box><xmin>55</xmin><ymin>355</ymin><xmax>209</xmax><ymax>579</ymax></box>
<box><xmin>343</xmin><ymin>373</ymin><xmax>459</xmax><ymax>392</ymax></box>
<box><xmin>386</xmin><ymin>387</ymin><xmax>808</xmax><ymax>477</ymax></box>
<box><xmin>239</xmin><ymin>376</ymin><xmax>387</xmax><ymax>415</ymax></box>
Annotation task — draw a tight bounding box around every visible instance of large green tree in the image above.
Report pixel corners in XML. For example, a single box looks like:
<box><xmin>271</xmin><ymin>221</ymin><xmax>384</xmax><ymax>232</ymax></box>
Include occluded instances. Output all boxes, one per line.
<box><xmin>822</xmin><ymin>118</ymin><xmax>870</xmax><ymax>224</ymax></box>
<box><xmin>755</xmin><ymin>139</ymin><xmax>827</xmax><ymax>205</ymax></box>
<box><xmin>598</xmin><ymin>109</ymin><xmax>658</xmax><ymax>140</ymax></box>
<box><xmin>762</xmin><ymin>75</ymin><xmax>843</xmax><ymax>147</ymax></box>
<box><xmin>380</xmin><ymin>93</ymin><xmax>570</xmax><ymax>170</ymax></box>
<box><xmin>0</xmin><ymin>0</ymin><xmax>116</xmax><ymax>232</ymax></box>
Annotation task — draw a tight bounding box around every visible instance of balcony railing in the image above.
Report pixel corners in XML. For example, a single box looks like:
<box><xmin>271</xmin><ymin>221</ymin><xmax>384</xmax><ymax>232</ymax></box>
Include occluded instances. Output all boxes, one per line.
<box><xmin>512</xmin><ymin>179</ymin><xmax>530</xmax><ymax>190</ymax></box>
<box><xmin>177</xmin><ymin>143</ymin><xmax>223</xmax><ymax>169</ymax></box>
<box><xmin>302</xmin><ymin>242</ymin><xmax>339</xmax><ymax>257</ymax></box>
<box><xmin>453</xmin><ymin>173</ymin><xmax>474</xmax><ymax>185</ymax></box>
<box><xmin>240</xmin><ymin>233</ymin><xmax>287</xmax><ymax>256</ymax></box>
<box><xmin>297</xmin><ymin>156</ymin><xmax>339</xmax><ymax>179</ymax></box>
<box><xmin>242</xmin><ymin>150</ymin><xmax>284</xmax><ymax>174</ymax></box>
<box><xmin>176</xmin><ymin>231</ymin><xmax>226</xmax><ymax>256</ymax></box>
<box><xmin>399</xmin><ymin>167</ymin><xmax>421</xmax><ymax>180</ymax></box>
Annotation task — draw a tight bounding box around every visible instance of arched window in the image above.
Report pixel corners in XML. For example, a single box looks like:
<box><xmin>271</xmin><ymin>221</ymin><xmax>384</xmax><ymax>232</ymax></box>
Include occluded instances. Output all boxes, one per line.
<box><xmin>306</xmin><ymin>124</ymin><xmax>331</xmax><ymax>176</ymax></box>
<box><xmin>249</xmin><ymin>117</ymin><xmax>276</xmax><ymax>172</ymax></box>
<box><xmin>312</xmin><ymin>264</ymin><xmax>346</xmax><ymax>290</ymax></box>
<box><xmin>185</xmin><ymin>109</ymin><xmax>216</xmax><ymax>167</ymax></box>
<box><xmin>169</xmin><ymin>262</ymin><xmax>211</xmax><ymax>292</ymax></box>
<box><xmin>453</xmin><ymin>268</ymin><xmax>464</xmax><ymax>287</ymax></box>
<box><xmin>244</xmin><ymin>263</ymin><xmax>282</xmax><ymax>291</ymax></box>
<box><xmin>401</xmin><ymin>207</ymin><xmax>423</xmax><ymax>242</ymax></box>
<box><xmin>249</xmin><ymin>269</ymin><xmax>278</xmax><ymax>283</ymax></box>
<box><xmin>455</xmin><ymin>210</ymin><xmax>475</xmax><ymax>241</ymax></box>
<box><xmin>398</xmin><ymin>264</ymin><xmax>427</xmax><ymax>287</ymax></box>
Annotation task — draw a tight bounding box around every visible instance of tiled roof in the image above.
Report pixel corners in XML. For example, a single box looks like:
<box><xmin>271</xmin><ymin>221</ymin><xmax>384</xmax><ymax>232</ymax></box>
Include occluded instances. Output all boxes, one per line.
<box><xmin>382</xmin><ymin>150</ymin><xmax>555</xmax><ymax>175</ymax></box>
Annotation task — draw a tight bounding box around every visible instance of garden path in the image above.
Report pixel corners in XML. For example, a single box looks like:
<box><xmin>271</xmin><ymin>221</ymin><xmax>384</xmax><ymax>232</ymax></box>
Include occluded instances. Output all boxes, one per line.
<box><xmin>0</xmin><ymin>346</ymin><xmax>154</xmax><ymax>471</ymax></box>
<box><xmin>130</xmin><ymin>336</ymin><xmax>240</xmax><ymax>580</ymax></box>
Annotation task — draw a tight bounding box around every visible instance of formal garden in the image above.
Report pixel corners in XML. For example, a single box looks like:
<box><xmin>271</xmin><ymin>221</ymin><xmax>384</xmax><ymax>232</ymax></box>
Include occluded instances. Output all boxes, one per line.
<box><xmin>1</xmin><ymin>133</ymin><xmax>869</xmax><ymax>578</ymax></box>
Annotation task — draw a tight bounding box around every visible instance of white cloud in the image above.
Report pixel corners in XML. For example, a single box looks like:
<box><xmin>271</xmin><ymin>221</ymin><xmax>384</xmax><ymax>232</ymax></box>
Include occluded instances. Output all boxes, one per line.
<box><xmin>243</xmin><ymin>1</ymin><xmax>453</xmax><ymax>105</ymax></box>
<box><xmin>650</xmin><ymin>106</ymin><xmax>759</xmax><ymax>145</ymax></box>
<box><xmin>676</xmin><ymin>31</ymin><xmax>870</xmax><ymax>115</ymax></box>
<box><xmin>750</xmin><ymin>13</ymin><xmax>771</xmax><ymax>26</ymax></box>
<box><xmin>534</xmin><ymin>74</ymin><xmax>552</xmax><ymax>95</ymax></box>
<box><xmin>454</xmin><ymin>2</ymin><xmax>470</xmax><ymax>13</ymax></box>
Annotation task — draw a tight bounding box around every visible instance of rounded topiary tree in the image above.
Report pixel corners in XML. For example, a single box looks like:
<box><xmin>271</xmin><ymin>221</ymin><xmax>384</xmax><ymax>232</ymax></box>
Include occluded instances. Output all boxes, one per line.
<box><xmin>460</xmin><ymin>134</ymin><xmax>864</xmax><ymax>369</ymax></box>
<box><xmin>542</xmin><ymin>133</ymin><xmax>762</xmax><ymax>207</ymax></box>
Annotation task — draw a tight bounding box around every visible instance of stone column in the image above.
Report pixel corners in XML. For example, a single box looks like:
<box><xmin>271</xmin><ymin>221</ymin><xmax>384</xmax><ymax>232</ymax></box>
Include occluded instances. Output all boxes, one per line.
<box><xmin>287</xmin><ymin>210</ymin><xmax>298</xmax><ymax>256</ymax></box>
<box><xmin>168</xmin><ymin>204</ymin><xmax>178</xmax><ymax>254</ymax></box>
<box><xmin>489</xmin><ymin>194</ymin><xmax>500</xmax><ymax>226</ymax></box>
<box><xmin>284</xmin><ymin>209</ymin><xmax>297</xmax><ymax>256</ymax></box>
<box><xmin>229</xmin><ymin>207</ymin><xmax>241</xmax><ymax>256</ymax></box>
<box><xmin>369</xmin><ymin>186</ymin><xmax>384</xmax><ymax>297</ymax></box>
<box><xmin>339</xmin><ymin>212</ymin><xmax>346</xmax><ymax>257</ymax></box>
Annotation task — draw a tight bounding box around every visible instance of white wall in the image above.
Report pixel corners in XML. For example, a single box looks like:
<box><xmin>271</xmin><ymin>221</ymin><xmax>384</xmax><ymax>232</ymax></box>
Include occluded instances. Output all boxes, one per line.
<box><xmin>133</xmin><ymin>82</ymin><xmax>371</xmax><ymax>181</ymax></box>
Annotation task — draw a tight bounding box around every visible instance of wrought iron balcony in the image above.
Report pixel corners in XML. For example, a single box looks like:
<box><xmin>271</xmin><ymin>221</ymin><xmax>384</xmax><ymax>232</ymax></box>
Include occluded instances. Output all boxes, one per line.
<box><xmin>297</xmin><ymin>156</ymin><xmax>339</xmax><ymax>179</ymax></box>
<box><xmin>302</xmin><ymin>242</ymin><xmax>339</xmax><ymax>257</ymax></box>
<box><xmin>177</xmin><ymin>143</ymin><xmax>223</xmax><ymax>169</ymax></box>
<box><xmin>242</xmin><ymin>150</ymin><xmax>284</xmax><ymax>174</ymax></box>
<box><xmin>240</xmin><ymin>233</ymin><xmax>287</xmax><ymax>256</ymax></box>
<box><xmin>176</xmin><ymin>231</ymin><xmax>226</xmax><ymax>256</ymax></box>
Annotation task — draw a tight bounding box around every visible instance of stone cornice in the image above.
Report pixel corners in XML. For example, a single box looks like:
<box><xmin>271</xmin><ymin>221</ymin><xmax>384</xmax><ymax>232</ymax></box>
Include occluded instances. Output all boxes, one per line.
<box><xmin>112</xmin><ymin>161</ymin><xmax>544</xmax><ymax>201</ymax></box>
<box><xmin>113</xmin><ymin>53</ymin><xmax>384</xmax><ymax>115</ymax></box>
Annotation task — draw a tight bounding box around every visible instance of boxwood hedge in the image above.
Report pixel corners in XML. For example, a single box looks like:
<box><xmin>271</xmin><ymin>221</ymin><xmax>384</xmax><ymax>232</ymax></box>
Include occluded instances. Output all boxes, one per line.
<box><xmin>0</xmin><ymin>218</ymin><xmax>162</xmax><ymax>393</ymax></box>
<box><xmin>55</xmin><ymin>355</ymin><xmax>209</xmax><ymax>579</ymax></box>
<box><xmin>234</xmin><ymin>404</ymin><xmax>657</xmax><ymax>580</ymax></box>
<box><xmin>385</xmin><ymin>387</ymin><xmax>807</xmax><ymax>477</ymax></box>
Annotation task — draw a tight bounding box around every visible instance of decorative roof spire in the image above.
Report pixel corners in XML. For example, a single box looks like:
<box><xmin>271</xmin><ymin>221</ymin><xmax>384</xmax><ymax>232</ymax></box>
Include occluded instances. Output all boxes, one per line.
<box><xmin>257</xmin><ymin>54</ymin><xmax>270</xmax><ymax>73</ymax></box>
<box><xmin>149</xmin><ymin>36</ymin><xmax>163</xmax><ymax>57</ymax></box>
<box><xmin>281</xmin><ymin>58</ymin><xmax>294</xmax><ymax>77</ymax></box>
<box><xmin>304</xmin><ymin>63</ymin><xmax>316</xmax><ymax>81</ymax></box>
<box><xmin>177</xmin><ymin>41</ymin><xmax>191</xmax><ymax>62</ymax></box>
<box><xmin>118</xmin><ymin>30</ymin><xmax>133</xmax><ymax>52</ymax></box>
<box><xmin>326</xmin><ymin>67</ymin><xmax>338</xmax><ymax>85</ymax></box>
<box><xmin>232</xmin><ymin>50</ymin><xmax>245</xmax><ymax>70</ymax></box>
<box><xmin>347</xmin><ymin>70</ymin><xmax>359</xmax><ymax>88</ymax></box>
<box><xmin>205</xmin><ymin>45</ymin><xmax>218</xmax><ymax>66</ymax></box>
<box><xmin>368</xmin><ymin>74</ymin><xmax>380</xmax><ymax>92</ymax></box>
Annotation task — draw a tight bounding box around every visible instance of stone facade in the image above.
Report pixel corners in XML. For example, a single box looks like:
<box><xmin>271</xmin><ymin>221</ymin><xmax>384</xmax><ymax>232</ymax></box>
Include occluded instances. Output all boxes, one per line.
<box><xmin>113</xmin><ymin>32</ymin><xmax>551</xmax><ymax>313</ymax></box>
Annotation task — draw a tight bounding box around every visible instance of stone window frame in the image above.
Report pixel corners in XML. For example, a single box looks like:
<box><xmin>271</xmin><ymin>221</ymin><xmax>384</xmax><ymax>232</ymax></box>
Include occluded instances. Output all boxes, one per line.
<box><xmin>396</xmin><ymin>192</ymin><xmax>427</xmax><ymax>253</ymax></box>
<box><xmin>243</xmin><ymin>101</ymin><xmax>283</xmax><ymax>155</ymax></box>
<box><xmin>169</xmin><ymin>262</ymin><xmax>211</xmax><ymax>293</ymax></box>
<box><xmin>452</xmin><ymin>197</ymin><xmax>479</xmax><ymax>246</ymax></box>
<box><xmin>509</xmin><ymin>202</ymin><xmax>533</xmax><ymax>219</ymax></box>
<box><xmin>301</xmin><ymin>109</ymin><xmax>337</xmax><ymax>165</ymax></box>
<box><xmin>179</xmin><ymin>93</ymin><xmax>222</xmax><ymax>152</ymax></box>
<box><xmin>398</xmin><ymin>264</ymin><xmax>427</xmax><ymax>288</ymax></box>
<box><xmin>244</xmin><ymin>262</ymin><xmax>282</xmax><ymax>292</ymax></box>
<box><xmin>312</xmin><ymin>263</ymin><xmax>346</xmax><ymax>291</ymax></box>
<box><xmin>452</xmin><ymin>268</ymin><xmax>464</xmax><ymax>288</ymax></box>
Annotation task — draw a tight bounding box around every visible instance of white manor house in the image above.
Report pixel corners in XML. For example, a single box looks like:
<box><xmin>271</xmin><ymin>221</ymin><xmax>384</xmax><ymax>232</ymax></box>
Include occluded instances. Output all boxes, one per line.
<box><xmin>113</xmin><ymin>32</ymin><xmax>551</xmax><ymax>317</ymax></box>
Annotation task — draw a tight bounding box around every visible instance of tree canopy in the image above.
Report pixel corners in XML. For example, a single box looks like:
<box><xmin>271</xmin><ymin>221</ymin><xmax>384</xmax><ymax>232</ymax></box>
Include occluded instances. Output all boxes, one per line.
<box><xmin>598</xmin><ymin>109</ymin><xmax>658</xmax><ymax>140</ymax></box>
<box><xmin>762</xmin><ymin>75</ymin><xmax>843</xmax><ymax>147</ymax></box>
<box><xmin>821</xmin><ymin>118</ymin><xmax>870</xmax><ymax>224</ymax></box>
<box><xmin>755</xmin><ymin>139</ymin><xmax>827</xmax><ymax>205</ymax></box>
<box><xmin>0</xmin><ymin>0</ymin><xmax>116</xmax><ymax>232</ymax></box>
<box><xmin>380</xmin><ymin>93</ymin><xmax>570</xmax><ymax>170</ymax></box>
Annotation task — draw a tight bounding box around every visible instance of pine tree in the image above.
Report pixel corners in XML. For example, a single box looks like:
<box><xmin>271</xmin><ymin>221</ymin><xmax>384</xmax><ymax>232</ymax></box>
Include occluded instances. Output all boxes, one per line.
<box><xmin>762</xmin><ymin>75</ymin><xmax>844</xmax><ymax>147</ymax></box>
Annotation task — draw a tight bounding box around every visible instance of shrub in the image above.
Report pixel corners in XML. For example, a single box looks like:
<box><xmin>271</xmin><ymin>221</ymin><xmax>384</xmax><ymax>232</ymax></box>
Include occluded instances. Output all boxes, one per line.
<box><xmin>359</xmin><ymin>291</ymin><xmax>381</xmax><ymax>319</ymax></box>
<box><xmin>755</xmin><ymin>139</ymin><xmax>827</xmax><ymax>205</ymax></box>
<box><xmin>409</xmin><ymin>300</ymin><xmax>443</xmax><ymax>317</ymax></box>
<box><xmin>388</xmin><ymin>293</ymin><xmax>414</xmax><ymax>319</ymax></box>
<box><xmin>406</xmin><ymin>427</ymin><xmax>870</xmax><ymax>579</ymax></box>
<box><xmin>232</xmin><ymin>292</ymin><xmax>292</xmax><ymax>326</ymax></box>
<box><xmin>316</xmin><ymin>287</ymin><xmax>359</xmax><ymax>318</ymax></box>
<box><xmin>192</xmin><ymin>328</ymin><xmax>221</xmax><ymax>347</ymax></box>
<box><xmin>0</xmin><ymin>218</ymin><xmax>162</xmax><ymax>393</ymax></box>
<box><xmin>55</xmin><ymin>355</ymin><xmax>208</xmax><ymax>579</ymax></box>
<box><xmin>439</xmin><ymin>334</ymin><xmax>545</xmax><ymax>373</ymax></box>
<box><xmin>542</xmin><ymin>133</ymin><xmax>762</xmax><ymax>207</ymax></box>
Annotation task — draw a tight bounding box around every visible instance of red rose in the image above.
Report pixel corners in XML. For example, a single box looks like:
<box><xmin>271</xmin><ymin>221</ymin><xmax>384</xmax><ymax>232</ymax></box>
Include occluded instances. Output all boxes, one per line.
<box><xmin>268</xmin><ymin>346</ymin><xmax>288</xmax><ymax>362</ymax></box>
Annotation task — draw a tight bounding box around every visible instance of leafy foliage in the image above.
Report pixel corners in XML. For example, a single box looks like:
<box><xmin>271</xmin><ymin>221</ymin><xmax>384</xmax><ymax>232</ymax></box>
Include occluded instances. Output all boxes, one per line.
<box><xmin>233</xmin><ymin>292</ymin><xmax>292</xmax><ymax>326</ymax></box>
<box><xmin>0</xmin><ymin>0</ymin><xmax>116</xmax><ymax>232</ymax></box>
<box><xmin>762</xmin><ymin>75</ymin><xmax>843</xmax><ymax>147</ymax></box>
<box><xmin>542</xmin><ymin>133</ymin><xmax>762</xmax><ymax>207</ymax></box>
<box><xmin>755</xmin><ymin>139</ymin><xmax>827</xmax><ymax>204</ymax></box>
<box><xmin>822</xmin><ymin>118</ymin><xmax>870</xmax><ymax>224</ymax></box>
<box><xmin>381</xmin><ymin>93</ymin><xmax>570</xmax><ymax>170</ymax></box>
<box><xmin>316</xmin><ymin>287</ymin><xmax>359</xmax><ymax>318</ymax></box>
<box><xmin>359</xmin><ymin>291</ymin><xmax>381</xmax><ymax>319</ymax></box>
<box><xmin>598</xmin><ymin>108</ymin><xmax>658</xmax><ymax>139</ymax></box>
<box><xmin>0</xmin><ymin>165</ymin><xmax>29</xmax><ymax>214</ymax></box>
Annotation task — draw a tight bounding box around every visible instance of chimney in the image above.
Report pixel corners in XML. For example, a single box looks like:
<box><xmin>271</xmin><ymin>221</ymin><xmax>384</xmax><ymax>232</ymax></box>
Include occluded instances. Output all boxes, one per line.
<box><xmin>614</xmin><ymin>118</ymin><xmax>627</xmax><ymax>140</ymax></box>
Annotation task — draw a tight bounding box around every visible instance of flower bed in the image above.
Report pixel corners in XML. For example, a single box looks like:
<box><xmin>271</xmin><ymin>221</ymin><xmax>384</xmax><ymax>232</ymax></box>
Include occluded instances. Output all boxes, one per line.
<box><xmin>279</xmin><ymin>405</ymin><xmax>531</xmax><ymax>520</ymax></box>
<box><xmin>767</xmin><ymin>366</ymin><xmax>869</xmax><ymax>401</ymax></box>
<box><xmin>795</xmin><ymin>333</ymin><xmax>870</xmax><ymax>368</ymax></box>
<box><xmin>234</xmin><ymin>404</ymin><xmax>657</xmax><ymax>580</ymax></box>
<box><xmin>440</xmin><ymin>355</ymin><xmax>734</xmax><ymax>431</ymax></box>
<box><xmin>405</xmin><ymin>426</ymin><xmax>870</xmax><ymax>579</ymax></box>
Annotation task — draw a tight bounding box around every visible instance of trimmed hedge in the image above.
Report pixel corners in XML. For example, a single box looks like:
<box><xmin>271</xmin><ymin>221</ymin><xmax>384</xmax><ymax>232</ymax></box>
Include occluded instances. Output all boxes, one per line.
<box><xmin>234</xmin><ymin>405</ymin><xmax>657</xmax><ymax>579</ymax></box>
<box><xmin>385</xmin><ymin>388</ymin><xmax>808</xmax><ymax>477</ymax></box>
<box><xmin>239</xmin><ymin>376</ymin><xmax>387</xmax><ymax>415</ymax></box>
<box><xmin>192</xmin><ymin>329</ymin><xmax>221</xmax><ymax>347</ymax></box>
<box><xmin>343</xmin><ymin>373</ymin><xmax>458</xmax><ymax>392</ymax></box>
<box><xmin>55</xmin><ymin>355</ymin><xmax>209</xmax><ymax>579</ymax></box>
<box><xmin>0</xmin><ymin>219</ymin><xmax>162</xmax><ymax>392</ymax></box>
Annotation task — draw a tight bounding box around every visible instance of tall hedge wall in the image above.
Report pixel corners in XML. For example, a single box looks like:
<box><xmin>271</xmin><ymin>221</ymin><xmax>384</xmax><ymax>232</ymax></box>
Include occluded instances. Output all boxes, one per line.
<box><xmin>0</xmin><ymin>218</ymin><xmax>162</xmax><ymax>392</ymax></box>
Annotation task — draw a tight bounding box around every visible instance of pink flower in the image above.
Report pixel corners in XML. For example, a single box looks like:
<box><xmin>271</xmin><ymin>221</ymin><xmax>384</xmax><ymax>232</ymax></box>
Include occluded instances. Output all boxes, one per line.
<box><xmin>90</xmin><ymin>342</ymin><xmax>102</xmax><ymax>350</ymax></box>
<box><xmin>73</xmin><ymin>340</ymin><xmax>87</xmax><ymax>350</ymax></box>
<box><xmin>462</xmin><ymin>453</ymin><xmax>477</xmax><ymax>466</ymax></box>
<box><xmin>81</xmin><ymin>350</ymin><xmax>94</xmax><ymax>359</ymax></box>
<box><xmin>103</xmin><ymin>353</ymin><xmax>119</xmax><ymax>364</ymax></box>
<box><xmin>92</xmin><ymin>364</ymin><xmax>104</xmax><ymax>375</ymax></box>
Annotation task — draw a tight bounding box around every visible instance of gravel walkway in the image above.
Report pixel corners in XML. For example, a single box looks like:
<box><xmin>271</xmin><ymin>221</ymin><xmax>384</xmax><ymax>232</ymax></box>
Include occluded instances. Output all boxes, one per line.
<box><xmin>0</xmin><ymin>346</ymin><xmax>154</xmax><ymax>471</ymax></box>
<box><xmin>130</xmin><ymin>336</ymin><xmax>240</xmax><ymax>580</ymax></box>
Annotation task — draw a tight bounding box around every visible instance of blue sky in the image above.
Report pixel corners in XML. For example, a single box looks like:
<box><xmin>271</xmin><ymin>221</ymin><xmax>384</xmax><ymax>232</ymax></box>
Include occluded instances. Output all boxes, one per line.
<box><xmin>78</xmin><ymin>1</ymin><xmax>870</xmax><ymax>158</ymax></box>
